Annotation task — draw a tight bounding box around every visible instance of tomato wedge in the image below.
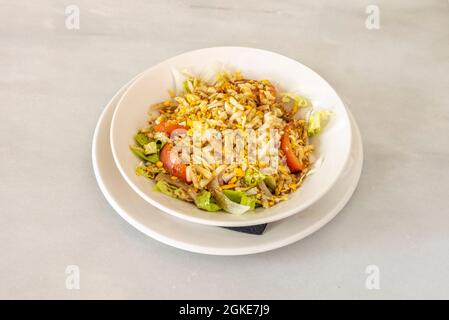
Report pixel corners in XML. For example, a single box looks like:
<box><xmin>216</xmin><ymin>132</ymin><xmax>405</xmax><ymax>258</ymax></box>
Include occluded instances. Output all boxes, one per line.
<box><xmin>280</xmin><ymin>124</ymin><xmax>304</xmax><ymax>173</ymax></box>
<box><xmin>154</xmin><ymin>121</ymin><xmax>189</xmax><ymax>136</ymax></box>
<box><xmin>159</xmin><ymin>144</ymin><xmax>188</xmax><ymax>182</ymax></box>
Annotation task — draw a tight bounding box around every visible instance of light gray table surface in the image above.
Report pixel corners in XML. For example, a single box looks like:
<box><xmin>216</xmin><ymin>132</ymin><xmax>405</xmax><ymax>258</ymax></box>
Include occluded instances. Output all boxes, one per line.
<box><xmin>1</xmin><ymin>0</ymin><xmax>448</xmax><ymax>299</ymax></box>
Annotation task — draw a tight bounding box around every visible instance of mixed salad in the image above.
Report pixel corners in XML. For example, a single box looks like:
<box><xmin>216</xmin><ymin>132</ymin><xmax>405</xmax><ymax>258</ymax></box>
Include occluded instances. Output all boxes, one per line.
<box><xmin>130</xmin><ymin>70</ymin><xmax>330</xmax><ymax>214</ymax></box>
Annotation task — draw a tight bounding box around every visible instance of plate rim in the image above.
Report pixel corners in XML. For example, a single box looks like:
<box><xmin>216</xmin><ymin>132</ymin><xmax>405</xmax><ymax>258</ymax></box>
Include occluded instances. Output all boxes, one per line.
<box><xmin>92</xmin><ymin>75</ymin><xmax>363</xmax><ymax>255</ymax></box>
<box><xmin>109</xmin><ymin>46</ymin><xmax>354</xmax><ymax>227</ymax></box>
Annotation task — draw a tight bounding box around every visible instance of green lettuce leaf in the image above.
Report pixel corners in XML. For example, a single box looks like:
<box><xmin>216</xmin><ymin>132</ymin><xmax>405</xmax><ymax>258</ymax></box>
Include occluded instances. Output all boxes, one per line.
<box><xmin>154</xmin><ymin>181</ymin><xmax>191</xmax><ymax>202</ymax></box>
<box><xmin>154</xmin><ymin>132</ymin><xmax>169</xmax><ymax>149</ymax></box>
<box><xmin>135</xmin><ymin>165</ymin><xmax>163</xmax><ymax>179</ymax></box>
<box><xmin>135</xmin><ymin>133</ymin><xmax>150</xmax><ymax>147</ymax></box>
<box><xmin>130</xmin><ymin>145</ymin><xmax>159</xmax><ymax>163</ymax></box>
<box><xmin>240</xmin><ymin>193</ymin><xmax>256</xmax><ymax>210</ymax></box>
<box><xmin>280</xmin><ymin>92</ymin><xmax>310</xmax><ymax>108</ymax></box>
<box><xmin>212</xmin><ymin>190</ymin><xmax>250</xmax><ymax>215</ymax></box>
<box><xmin>307</xmin><ymin>110</ymin><xmax>331</xmax><ymax>137</ymax></box>
<box><xmin>195</xmin><ymin>190</ymin><xmax>221</xmax><ymax>212</ymax></box>
<box><xmin>144</xmin><ymin>141</ymin><xmax>158</xmax><ymax>155</ymax></box>
<box><xmin>223</xmin><ymin>190</ymin><xmax>256</xmax><ymax>210</ymax></box>
<box><xmin>223</xmin><ymin>190</ymin><xmax>244</xmax><ymax>203</ymax></box>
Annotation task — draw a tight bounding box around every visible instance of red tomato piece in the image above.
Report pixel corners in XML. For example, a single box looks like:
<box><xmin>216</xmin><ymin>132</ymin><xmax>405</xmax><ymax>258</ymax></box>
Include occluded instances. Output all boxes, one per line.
<box><xmin>154</xmin><ymin>121</ymin><xmax>189</xmax><ymax>136</ymax></box>
<box><xmin>280</xmin><ymin>124</ymin><xmax>305</xmax><ymax>173</ymax></box>
<box><xmin>159</xmin><ymin>144</ymin><xmax>188</xmax><ymax>182</ymax></box>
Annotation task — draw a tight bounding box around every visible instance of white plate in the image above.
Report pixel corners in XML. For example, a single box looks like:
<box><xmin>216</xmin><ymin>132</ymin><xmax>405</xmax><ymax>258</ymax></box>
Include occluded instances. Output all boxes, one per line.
<box><xmin>92</xmin><ymin>75</ymin><xmax>363</xmax><ymax>256</ymax></box>
<box><xmin>110</xmin><ymin>47</ymin><xmax>353</xmax><ymax>227</ymax></box>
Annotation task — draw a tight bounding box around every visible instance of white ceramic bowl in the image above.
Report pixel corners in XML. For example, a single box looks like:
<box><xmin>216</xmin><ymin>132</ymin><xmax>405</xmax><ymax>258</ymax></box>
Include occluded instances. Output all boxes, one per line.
<box><xmin>110</xmin><ymin>47</ymin><xmax>352</xmax><ymax>227</ymax></box>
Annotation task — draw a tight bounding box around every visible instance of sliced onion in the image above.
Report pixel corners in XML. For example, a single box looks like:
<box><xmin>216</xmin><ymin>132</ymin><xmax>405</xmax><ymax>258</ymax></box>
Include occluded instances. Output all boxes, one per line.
<box><xmin>258</xmin><ymin>181</ymin><xmax>273</xmax><ymax>197</ymax></box>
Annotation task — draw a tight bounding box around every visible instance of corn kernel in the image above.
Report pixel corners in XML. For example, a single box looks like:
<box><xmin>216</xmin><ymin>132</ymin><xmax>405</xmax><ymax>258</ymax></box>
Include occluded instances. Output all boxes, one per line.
<box><xmin>156</xmin><ymin>161</ymin><xmax>163</xmax><ymax>168</ymax></box>
<box><xmin>221</xmin><ymin>184</ymin><xmax>237</xmax><ymax>190</ymax></box>
<box><xmin>234</xmin><ymin>168</ymin><xmax>244</xmax><ymax>177</ymax></box>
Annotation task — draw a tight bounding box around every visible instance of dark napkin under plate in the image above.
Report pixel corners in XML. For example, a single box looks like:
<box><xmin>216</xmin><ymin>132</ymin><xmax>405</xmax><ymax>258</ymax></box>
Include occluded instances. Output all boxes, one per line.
<box><xmin>223</xmin><ymin>224</ymin><xmax>267</xmax><ymax>235</ymax></box>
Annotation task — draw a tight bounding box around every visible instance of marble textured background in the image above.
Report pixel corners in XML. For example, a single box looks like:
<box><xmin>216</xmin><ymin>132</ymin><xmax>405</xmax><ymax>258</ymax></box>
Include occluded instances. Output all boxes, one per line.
<box><xmin>1</xmin><ymin>0</ymin><xmax>448</xmax><ymax>299</ymax></box>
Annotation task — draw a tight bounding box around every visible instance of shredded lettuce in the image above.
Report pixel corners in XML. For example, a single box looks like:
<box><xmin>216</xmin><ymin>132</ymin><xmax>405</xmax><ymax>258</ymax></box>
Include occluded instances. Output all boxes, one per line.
<box><xmin>132</xmin><ymin>132</ymin><xmax>163</xmax><ymax>161</ymax></box>
<box><xmin>131</xmin><ymin>131</ymin><xmax>161</xmax><ymax>162</ymax></box>
<box><xmin>223</xmin><ymin>190</ymin><xmax>243</xmax><ymax>203</ymax></box>
<box><xmin>281</xmin><ymin>92</ymin><xmax>309</xmax><ymax>109</ymax></box>
<box><xmin>183</xmin><ymin>80</ymin><xmax>190</xmax><ymax>93</ymax></box>
<box><xmin>240</xmin><ymin>193</ymin><xmax>256</xmax><ymax>210</ymax></box>
<box><xmin>171</xmin><ymin>67</ymin><xmax>185</xmax><ymax>95</ymax></box>
<box><xmin>136</xmin><ymin>165</ymin><xmax>163</xmax><ymax>179</ymax></box>
<box><xmin>307</xmin><ymin>110</ymin><xmax>331</xmax><ymax>137</ymax></box>
<box><xmin>195</xmin><ymin>190</ymin><xmax>221</xmax><ymax>212</ymax></box>
<box><xmin>129</xmin><ymin>146</ymin><xmax>145</xmax><ymax>160</ymax></box>
<box><xmin>223</xmin><ymin>190</ymin><xmax>256</xmax><ymax>210</ymax></box>
<box><xmin>130</xmin><ymin>145</ymin><xmax>159</xmax><ymax>163</ymax></box>
<box><xmin>183</xmin><ymin>79</ymin><xmax>194</xmax><ymax>94</ymax></box>
<box><xmin>212</xmin><ymin>190</ymin><xmax>250</xmax><ymax>215</ymax></box>
<box><xmin>144</xmin><ymin>141</ymin><xmax>158</xmax><ymax>155</ymax></box>
<box><xmin>135</xmin><ymin>133</ymin><xmax>150</xmax><ymax>147</ymax></box>
<box><xmin>146</xmin><ymin>153</ymin><xmax>159</xmax><ymax>163</ymax></box>
<box><xmin>130</xmin><ymin>146</ymin><xmax>159</xmax><ymax>163</ymax></box>
<box><xmin>154</xmin><ymin>181</ymin><xmax>191</xmax><ymax>202</ymax></box>
<box><xmin>154</xmin><ymin>132</ymin><xmax>169</xmax><ymax>148</ymax></box>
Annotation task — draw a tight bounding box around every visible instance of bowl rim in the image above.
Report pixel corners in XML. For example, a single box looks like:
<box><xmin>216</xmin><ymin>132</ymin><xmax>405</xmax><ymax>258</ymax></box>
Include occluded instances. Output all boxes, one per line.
<box><xmin>110</xmin><ymin>46</ymin><xmax>353</xmax><ymax>227</ymax></box>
